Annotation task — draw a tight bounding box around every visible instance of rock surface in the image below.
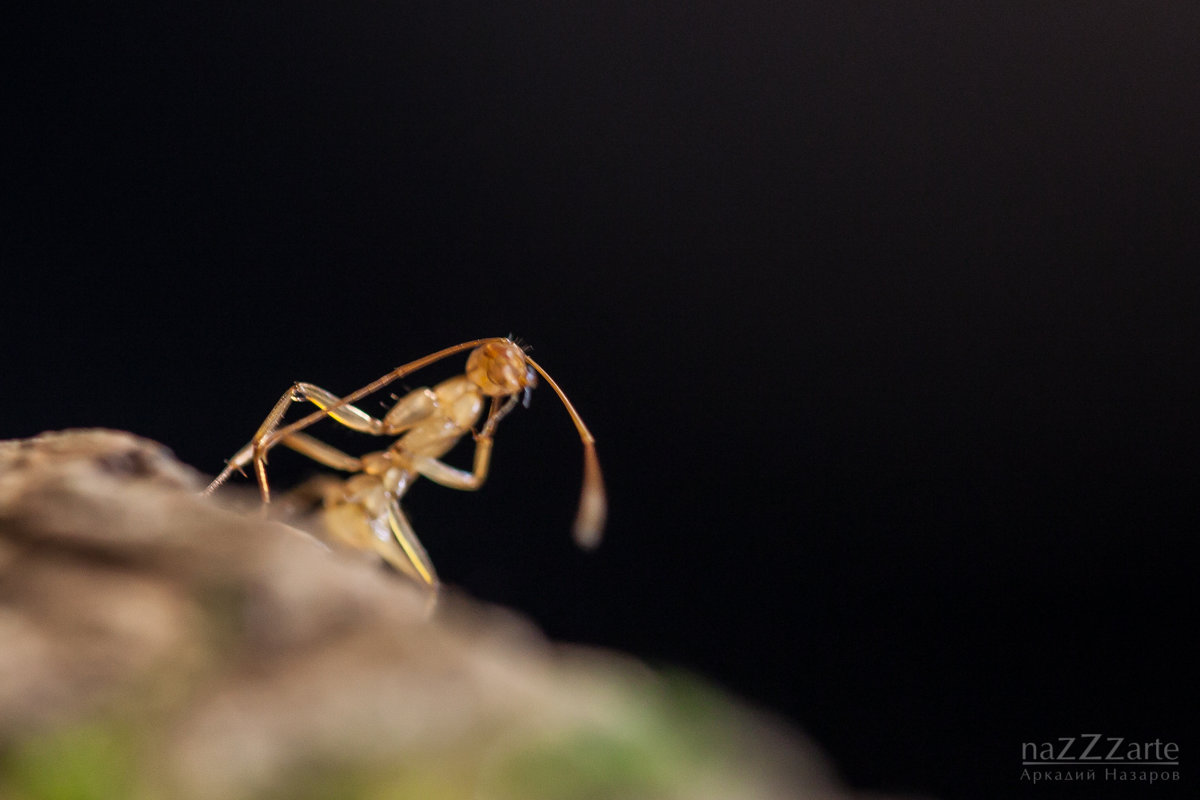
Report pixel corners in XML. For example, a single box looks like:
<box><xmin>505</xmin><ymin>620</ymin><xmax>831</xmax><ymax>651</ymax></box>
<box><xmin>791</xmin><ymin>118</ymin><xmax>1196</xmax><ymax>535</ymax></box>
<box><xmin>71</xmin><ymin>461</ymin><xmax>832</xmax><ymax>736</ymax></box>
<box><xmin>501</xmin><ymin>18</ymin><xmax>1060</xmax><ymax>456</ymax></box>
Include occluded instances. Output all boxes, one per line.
<box><xmin>0</xmin><ymin>429</ymin><xmax>899</xmax><ymax>800</ymax></box>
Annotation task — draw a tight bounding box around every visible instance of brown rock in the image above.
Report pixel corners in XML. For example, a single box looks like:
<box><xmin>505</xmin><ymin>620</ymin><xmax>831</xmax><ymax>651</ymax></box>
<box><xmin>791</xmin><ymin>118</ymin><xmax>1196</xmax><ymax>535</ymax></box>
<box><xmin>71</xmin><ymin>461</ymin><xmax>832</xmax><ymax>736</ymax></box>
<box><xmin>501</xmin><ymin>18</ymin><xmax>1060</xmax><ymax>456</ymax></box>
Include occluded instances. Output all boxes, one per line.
<box><xmin>0</xmin><ymin>429</ymin><xmax>906</xmax><ymax>800</ymax></box>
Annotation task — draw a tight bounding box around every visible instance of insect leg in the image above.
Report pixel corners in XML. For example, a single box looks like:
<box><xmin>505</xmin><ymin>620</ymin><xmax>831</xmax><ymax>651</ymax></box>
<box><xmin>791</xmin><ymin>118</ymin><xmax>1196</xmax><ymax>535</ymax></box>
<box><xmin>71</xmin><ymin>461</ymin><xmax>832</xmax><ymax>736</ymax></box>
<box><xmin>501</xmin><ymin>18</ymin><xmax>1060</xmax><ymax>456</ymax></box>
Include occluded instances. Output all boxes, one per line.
<box><xmin>287</xmin><ymin>383</ymin><xmax>388</xmax><ymax>434</ymax></box>
<box><xmin>384</xmin><ymin>495</ymin><xmax>438</xmax><ymax>588</ymax></box>
<box><xmin>412</xmin><ymin>449</ymin><xmax>491</xmax><ymax>491</ymax></box>
<box><xmin>278</xmin><ymin>432</ymin><xmax>363</xmax><ymax>472</ymax></box>
<box><xmin>206</xmin><ymin>382</ymin><xmax>392</xmax><ymax>499</ymax></box>
<box><xmin>205</xmin><ymin>384</ymin><xmax>302</xmax><ymax>498</ymax></box>
<box><xmin>411</xmin><ymin>395</ymin><xmax>519</xmax><ymax>491</ymax></box>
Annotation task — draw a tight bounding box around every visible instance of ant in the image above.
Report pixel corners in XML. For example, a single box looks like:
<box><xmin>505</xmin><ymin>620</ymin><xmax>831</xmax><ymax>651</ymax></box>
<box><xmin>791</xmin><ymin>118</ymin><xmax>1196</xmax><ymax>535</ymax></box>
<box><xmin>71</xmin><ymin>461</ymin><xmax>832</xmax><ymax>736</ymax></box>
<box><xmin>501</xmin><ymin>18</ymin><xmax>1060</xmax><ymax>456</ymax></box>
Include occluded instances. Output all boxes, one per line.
<box><xmin>204</xmin><ymin>338</ymin><xmax>605</xmax><ymax>588</ymax></box>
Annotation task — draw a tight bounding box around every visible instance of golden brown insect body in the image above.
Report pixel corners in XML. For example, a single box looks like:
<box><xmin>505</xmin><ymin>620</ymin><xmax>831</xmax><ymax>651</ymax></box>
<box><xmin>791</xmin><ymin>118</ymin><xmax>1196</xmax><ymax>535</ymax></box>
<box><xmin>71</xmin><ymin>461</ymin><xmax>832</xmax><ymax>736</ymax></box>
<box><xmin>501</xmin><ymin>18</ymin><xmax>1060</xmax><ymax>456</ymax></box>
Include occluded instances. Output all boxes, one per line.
<box><xmin>204</xmin><ymin>338</ymin><xmax>606</xmax><ymax>588</ymax></box>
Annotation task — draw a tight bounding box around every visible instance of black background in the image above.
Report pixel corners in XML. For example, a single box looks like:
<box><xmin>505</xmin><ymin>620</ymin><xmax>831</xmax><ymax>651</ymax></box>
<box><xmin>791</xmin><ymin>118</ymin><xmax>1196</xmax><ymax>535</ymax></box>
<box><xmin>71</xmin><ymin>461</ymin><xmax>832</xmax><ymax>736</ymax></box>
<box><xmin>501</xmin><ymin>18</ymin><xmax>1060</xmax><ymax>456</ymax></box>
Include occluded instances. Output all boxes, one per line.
<box><xmin>5</xmin><ymin>3</ymin><xmax>1196</xmax><ymax>798</ymax></box>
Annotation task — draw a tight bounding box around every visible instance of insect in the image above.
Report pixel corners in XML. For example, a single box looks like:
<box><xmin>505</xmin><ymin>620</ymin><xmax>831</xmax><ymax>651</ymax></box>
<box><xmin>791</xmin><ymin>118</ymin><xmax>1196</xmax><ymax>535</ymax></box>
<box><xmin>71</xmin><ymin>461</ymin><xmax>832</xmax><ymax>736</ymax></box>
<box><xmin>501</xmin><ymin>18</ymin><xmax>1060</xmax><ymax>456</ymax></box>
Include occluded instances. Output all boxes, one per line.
<box><xmin>203</xmin><ymin>337</ymin><xmax>605</xmax><ymax>588</ymax></box>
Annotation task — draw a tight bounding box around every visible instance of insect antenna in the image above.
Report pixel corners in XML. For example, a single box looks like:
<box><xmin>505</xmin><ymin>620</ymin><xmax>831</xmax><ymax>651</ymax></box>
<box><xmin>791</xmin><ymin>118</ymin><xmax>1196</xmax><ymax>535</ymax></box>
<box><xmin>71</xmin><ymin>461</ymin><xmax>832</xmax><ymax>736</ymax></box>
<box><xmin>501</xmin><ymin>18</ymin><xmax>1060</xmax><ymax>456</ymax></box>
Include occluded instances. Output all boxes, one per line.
<box><xmin>523</xmin><ymin>355</ymin><xmax>607</xmax><ymax>549</ymax></box>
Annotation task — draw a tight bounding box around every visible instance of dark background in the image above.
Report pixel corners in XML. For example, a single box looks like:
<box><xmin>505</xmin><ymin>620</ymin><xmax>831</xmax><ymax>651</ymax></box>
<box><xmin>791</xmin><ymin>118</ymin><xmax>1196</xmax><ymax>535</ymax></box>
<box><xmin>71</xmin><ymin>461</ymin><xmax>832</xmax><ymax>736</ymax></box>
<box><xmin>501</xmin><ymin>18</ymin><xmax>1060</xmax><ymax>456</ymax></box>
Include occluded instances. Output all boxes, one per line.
<box><xmin>4</xmin><ymin>3</ymin><xmax>1196</xmax><ymax>797</ymax></box>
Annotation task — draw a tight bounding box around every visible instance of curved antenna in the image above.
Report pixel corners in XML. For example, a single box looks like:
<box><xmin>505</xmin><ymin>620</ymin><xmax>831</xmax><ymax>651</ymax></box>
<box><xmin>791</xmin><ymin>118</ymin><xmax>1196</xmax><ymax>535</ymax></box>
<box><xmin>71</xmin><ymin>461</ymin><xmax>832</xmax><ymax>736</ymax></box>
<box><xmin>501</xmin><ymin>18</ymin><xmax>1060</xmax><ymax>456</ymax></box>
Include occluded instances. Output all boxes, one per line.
<box><xmin>524</xmin><ymin>355</ymin><xmax>607</xmax><ymax>549</ymax></box>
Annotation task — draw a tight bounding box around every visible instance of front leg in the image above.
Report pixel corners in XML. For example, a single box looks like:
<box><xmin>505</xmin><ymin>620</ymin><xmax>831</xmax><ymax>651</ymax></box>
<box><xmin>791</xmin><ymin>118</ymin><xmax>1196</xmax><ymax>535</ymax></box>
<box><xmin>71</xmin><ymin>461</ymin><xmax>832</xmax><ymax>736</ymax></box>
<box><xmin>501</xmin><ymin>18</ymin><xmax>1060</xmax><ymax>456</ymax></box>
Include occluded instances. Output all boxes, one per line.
<box><xmin>413</xmin><ymin>394</ymin><xmax>519</xmax><ymax>490</ymax></box>
<box><xmin>413</xmin><ymin>441</ymin><xmax>494</xmax><ymax>491</ymax></box>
